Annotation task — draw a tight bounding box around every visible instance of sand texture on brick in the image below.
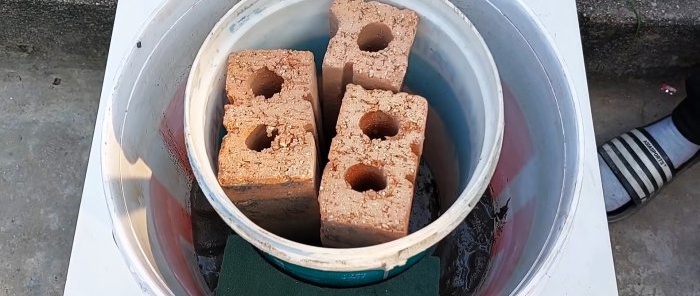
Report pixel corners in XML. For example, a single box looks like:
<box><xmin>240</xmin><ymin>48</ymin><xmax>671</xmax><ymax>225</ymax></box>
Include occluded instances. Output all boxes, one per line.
<box><xmin>218</xmin><ymin>100</ymin><xmax>317</xmax><ymax>200</ymax></box>
<box><xmin>226</xmin><ymin>50</ymin><xmax>322</xmax><ymax>133</ymax></box>
<box><xmin>319</xmin><ymin>84</ymin><xmax>428</xmax><ymax>248</ymax></box>
<box><xmin>218</xmin><ymin>98</ymin><xmax>320</xmax><ymax>242</ymax></box>
<box><xmin>322</xmin><ymin>0</ymin><xmax>418</xmax><ymax>139</ymax></box>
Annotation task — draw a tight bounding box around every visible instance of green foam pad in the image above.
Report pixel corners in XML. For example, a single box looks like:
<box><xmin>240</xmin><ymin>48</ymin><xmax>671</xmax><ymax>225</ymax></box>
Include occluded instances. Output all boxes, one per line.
<box><xmin>216</xmin><ymin>235</ymin><xmax>440</xmax><ymax>296</ymax></box>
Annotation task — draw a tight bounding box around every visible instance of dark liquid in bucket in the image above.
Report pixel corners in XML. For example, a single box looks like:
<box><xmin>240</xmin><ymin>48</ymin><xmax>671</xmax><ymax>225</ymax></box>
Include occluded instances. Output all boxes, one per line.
<box><xmin>190</xmin><ymin>37</ymin><xmax>496</xmax><ymax>295</ymax></box>
<box><xmin>407</xmin><ymin>161</ymin><xmax>496</xmax><ymax>296</ymax></box>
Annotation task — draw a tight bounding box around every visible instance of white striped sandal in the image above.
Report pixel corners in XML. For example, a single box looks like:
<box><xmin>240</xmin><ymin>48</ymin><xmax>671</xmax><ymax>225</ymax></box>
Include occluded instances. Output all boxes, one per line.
<box><xmin>599</xmin><ymin>124</ymin><xmax>699</xmax><ymax>223</ymax></box>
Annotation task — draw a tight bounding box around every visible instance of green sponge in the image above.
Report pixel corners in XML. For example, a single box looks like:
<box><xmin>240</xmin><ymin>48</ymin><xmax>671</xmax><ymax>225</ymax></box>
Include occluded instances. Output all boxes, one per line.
<box><xmin>216</xmin><ymin>235</ymin><xmax>440</xmax><ymax>296</ymax></box>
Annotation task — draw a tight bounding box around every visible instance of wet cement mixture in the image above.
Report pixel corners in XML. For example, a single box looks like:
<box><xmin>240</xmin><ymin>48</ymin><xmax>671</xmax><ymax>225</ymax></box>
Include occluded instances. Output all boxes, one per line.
<box><xmin>190</xmin><ymin>159</ymin><xmax>496</xmax><ymax>294</ymax></box>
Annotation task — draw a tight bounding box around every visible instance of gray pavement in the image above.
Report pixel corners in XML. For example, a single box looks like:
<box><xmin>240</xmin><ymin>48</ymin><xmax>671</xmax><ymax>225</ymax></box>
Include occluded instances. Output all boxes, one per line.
<box><xmin>578</xmin><ymin>0</ymin><xmax>700</xmax><ymax>76</ymax></box>
<box><xmin>0</xmin><ymin>0</ymin><xmax>115</xmax><ymax>62</ymax></box>
<box><xmin>0</xmin><ymin>52</ymin><xmax>104</xmax><ymax>296</ymax></box>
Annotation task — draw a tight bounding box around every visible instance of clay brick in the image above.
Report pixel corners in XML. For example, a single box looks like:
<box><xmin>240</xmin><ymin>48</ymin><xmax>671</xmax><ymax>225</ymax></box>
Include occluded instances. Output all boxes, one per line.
<box><xmin>217</xmin><ymin>99</ymin><xmax>320</xmax><ymax>243</ymax></box>
<box><xmin>226</xmin><ymin>50</ymin><xmax>322</xmax><ymax>138</ymax></box>
<box><xmin>322</xmin><ymin>0</ymin><xmax>419</xmax><ymax>140</ymax></box>
<box><xmin>319</xmin><ymin>84</ymin><xmax>428</xmax><ymax>248</ymax></box>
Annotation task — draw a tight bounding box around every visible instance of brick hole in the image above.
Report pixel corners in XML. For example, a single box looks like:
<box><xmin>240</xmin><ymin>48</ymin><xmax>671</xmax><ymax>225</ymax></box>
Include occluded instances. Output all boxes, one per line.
<box><xmin>357</xmin><ymin>22</ymin><xmax>394</xmax><ymax>52</ymax></box>
<box><xmin>250</xmin><ymin>67</ymin><xmax>284</xmax><ymax>99</ymax></box>
<box><xmin>345</xmin><ymin>164</ymin><xmax>387</xmax><ymax>192</ymax></box>
<box><xmin>245</xmin><ymin>124</ymin><xmax>279</xmax><ymax>152</ymax></box>
<box><xmin>359</xmin><ymin>111</ymin><xmax>399</xmax><ymax>140</ymax></box>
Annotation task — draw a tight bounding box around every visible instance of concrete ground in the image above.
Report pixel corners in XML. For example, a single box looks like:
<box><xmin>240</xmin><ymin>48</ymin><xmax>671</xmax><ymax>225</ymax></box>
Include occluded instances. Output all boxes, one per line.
<box><xmin>0</xmin><ymin>52</ymin><xmax>104</xmax><ymax>296</ymax></box>
<box><xmin>578</xmin><ymin>0</ymin><xmax>700</xmax><ymax>76</ymax></box>
<box><xmin>590</xmin><ymin>74</ymin><xmax>700</xmax><ymax>296</ymax></box>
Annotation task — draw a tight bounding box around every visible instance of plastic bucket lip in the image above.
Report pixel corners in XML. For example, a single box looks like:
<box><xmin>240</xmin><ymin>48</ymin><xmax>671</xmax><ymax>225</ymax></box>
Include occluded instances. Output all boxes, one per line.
<box><xmin>184</xmin><ymin>0</ymin><xmax>504</xmax><ymax>272</ymax></box>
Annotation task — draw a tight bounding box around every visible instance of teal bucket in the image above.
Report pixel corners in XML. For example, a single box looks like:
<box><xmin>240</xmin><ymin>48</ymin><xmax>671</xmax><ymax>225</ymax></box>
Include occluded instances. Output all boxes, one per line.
<box><xmin>262</xmin><ymin>248</ymin><xmax>431</xmax><ymax>287</ymax></box>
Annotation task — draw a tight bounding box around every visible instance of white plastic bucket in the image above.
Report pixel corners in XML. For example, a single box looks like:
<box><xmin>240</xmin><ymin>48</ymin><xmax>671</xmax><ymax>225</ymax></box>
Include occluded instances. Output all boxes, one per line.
<box><xmin>102</xmin><ymin>0</ymin><xmax>582</xmax><ymax>295</ymax></box>
<box><xmin>184</xmin><ymin>0</ymin><xmax>503</xmax><ymax>287</ymax></box>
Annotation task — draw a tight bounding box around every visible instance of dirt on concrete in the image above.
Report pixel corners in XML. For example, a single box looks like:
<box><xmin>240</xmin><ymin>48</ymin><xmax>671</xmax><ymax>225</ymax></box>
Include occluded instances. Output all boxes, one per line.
<box><xmin>578</xmin><ymin>0</ymin><xmax>700</xmax><ymax>77</ymax></box>
<box><xmin>0</xmin><ymin>52</ymin><xmax>104</xmax><ymax>296</ymax></box>
<box><xmin>0</xmin><ymin>0</ymin><xmax>116</xmax><ymax>64</ymax></box>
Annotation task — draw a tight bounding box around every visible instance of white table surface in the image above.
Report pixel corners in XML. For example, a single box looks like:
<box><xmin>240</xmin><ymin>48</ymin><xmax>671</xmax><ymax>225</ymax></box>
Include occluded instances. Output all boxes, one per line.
<box><xmin>63</xmin><ymin>0</ymin><xmax>618</xmax><ymax>295</ymax></box>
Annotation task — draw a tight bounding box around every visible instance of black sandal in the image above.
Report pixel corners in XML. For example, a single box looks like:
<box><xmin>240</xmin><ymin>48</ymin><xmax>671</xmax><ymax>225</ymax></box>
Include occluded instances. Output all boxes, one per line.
<box><xmin>599</xmin><ymin>120</ymin><xmax>699</xmax><ymax>223</ymax></box>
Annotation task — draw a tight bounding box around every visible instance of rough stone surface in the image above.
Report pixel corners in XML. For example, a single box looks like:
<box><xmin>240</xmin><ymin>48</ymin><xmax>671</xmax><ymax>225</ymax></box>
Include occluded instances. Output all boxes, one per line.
<box><xmin>219</xmin><ymin>100</ymin><xmax>318</xmax><ymax>192</ymax></box>
<box><xmin>226</xmin><ymin>50</ymin><xmax>322</xmax><ymax>135</ymax></box>
<box><xmin>322</xmin><ymin>0</ymin><xmax>418</xmax><ymax>140</ymax></box>
<box><xmin>578</xmin><ymin>0</ymin><xmax>700</xmax><ymax>77</ymax></box>
<box><xmin>0</xmin><ymin>0</ymin><xmax>116</xmax><ymax>64</ymax></box>
<box><xmin>0</xmin><ymin>52</ymin><xmax>103</xmax><ymax>296</ymax></box>
<box><xmin>590</xmin><ymin>73</ymin><xmax>700</xmax><ymax>296</ymax></box>
<box><xmin>218</xmin><ymin>100</ymin><xmax>319</xmax><ymax>243</ymax></box>
<box><xmin>319</xmin><ymin>84</ymin><xmax>428</xmax><ymax>248</ymax></box>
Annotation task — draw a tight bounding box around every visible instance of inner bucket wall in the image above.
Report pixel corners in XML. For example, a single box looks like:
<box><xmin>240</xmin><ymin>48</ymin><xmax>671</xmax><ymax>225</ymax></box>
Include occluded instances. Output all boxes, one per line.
<box><xmin>101</xmin><ymin>0</ymin><xmax>581</xmax><ymax>295</ymax></box>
